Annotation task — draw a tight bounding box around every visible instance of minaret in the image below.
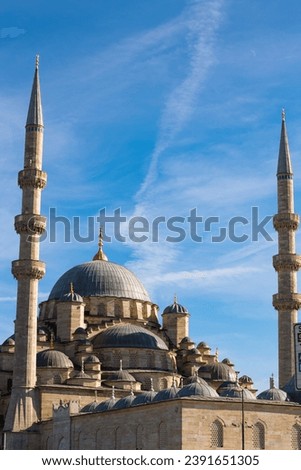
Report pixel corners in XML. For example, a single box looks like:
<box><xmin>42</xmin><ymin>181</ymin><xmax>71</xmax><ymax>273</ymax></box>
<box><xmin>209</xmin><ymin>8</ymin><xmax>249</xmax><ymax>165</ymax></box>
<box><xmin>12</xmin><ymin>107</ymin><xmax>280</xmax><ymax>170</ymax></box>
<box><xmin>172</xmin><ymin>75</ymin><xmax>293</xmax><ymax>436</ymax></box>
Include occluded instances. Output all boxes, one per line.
<box><xmin>273</xmin><ymin>110</ymin><xmax>301</xmax><ymax>388</ymax></box>
<box><xmin>4</xmin><ymin>57</ymin><xmax>47</xmax><ymax>438</ymax></box>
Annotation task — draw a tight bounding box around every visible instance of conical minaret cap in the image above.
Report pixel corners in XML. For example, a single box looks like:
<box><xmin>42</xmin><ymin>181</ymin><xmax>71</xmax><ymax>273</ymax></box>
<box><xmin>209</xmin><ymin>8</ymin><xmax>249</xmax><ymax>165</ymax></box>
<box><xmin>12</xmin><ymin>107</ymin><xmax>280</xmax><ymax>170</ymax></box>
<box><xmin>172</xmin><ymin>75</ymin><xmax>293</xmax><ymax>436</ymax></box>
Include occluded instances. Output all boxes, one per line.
<box><xmin>26</xmin><ymin>55</ymin><xmax>44</xmax><ymax>127</ymax></box>
<box><xmin>277</xmin><ymin>109</ymin><xmax>292</xmax><ymax>176</ymax></box>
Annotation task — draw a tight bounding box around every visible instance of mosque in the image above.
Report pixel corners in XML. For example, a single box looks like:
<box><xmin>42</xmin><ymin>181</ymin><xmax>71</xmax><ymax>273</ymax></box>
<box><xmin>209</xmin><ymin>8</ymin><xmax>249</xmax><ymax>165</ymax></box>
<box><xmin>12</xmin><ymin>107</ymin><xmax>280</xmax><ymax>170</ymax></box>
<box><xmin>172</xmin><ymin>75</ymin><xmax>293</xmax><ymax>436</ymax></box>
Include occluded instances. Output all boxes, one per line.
<box><xmin>0</xmin><ymin>59</ymin><xmax>301</xmax><ymax>450</ymax></box>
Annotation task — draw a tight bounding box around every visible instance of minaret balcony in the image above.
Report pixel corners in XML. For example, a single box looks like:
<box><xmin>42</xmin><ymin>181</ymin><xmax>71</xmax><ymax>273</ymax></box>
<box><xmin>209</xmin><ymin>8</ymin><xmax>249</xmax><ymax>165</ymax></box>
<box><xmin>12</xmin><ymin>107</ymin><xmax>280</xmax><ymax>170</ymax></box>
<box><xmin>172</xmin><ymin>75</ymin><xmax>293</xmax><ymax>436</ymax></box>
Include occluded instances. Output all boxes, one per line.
<box><xmin>11</xmin><ymin>259</ymin><xmax>46</xmax><ymax>280</ymax></box>
<box><xmin>272</xmin><ymin>293</ymin><xmax>301</xmax><ymax>311</ymax></box>
<box><xmin>18</xmin><ymin>169</ymin><xmax>47</xmax><ymax>189</ymax></box>
<box><xmin>273</xmin><ymin>254</ymin><xmax>301</xmax><ymax>272</ymax></box>
<box><xmin>14</xmin><ymin>214</ymin><xmax>46</xmax><ymax>235</ymax></box>
<box><xmin>273</xmin><ymin>213</ymin><xmax>299</xmax><ymax>231</ymax></box>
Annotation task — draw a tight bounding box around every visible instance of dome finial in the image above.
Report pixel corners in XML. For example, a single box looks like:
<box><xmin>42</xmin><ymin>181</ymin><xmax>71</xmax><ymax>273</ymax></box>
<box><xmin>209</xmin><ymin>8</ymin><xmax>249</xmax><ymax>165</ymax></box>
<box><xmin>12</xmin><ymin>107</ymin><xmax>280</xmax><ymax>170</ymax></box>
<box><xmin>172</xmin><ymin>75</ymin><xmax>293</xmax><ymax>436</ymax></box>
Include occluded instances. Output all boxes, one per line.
<box><xmin>270</xmin><ymin>373</ymin><xmax>275</xmax><ymax>389</ymax></box>
<box><xmin>174</xmin><ymin>293</ymin><xmax>177</xmax><ymax>304</ymax></box>
<box><xmin>93</xmin><ymin>227</ymin><xmax>108</xmax><ymax>261</ymax></box>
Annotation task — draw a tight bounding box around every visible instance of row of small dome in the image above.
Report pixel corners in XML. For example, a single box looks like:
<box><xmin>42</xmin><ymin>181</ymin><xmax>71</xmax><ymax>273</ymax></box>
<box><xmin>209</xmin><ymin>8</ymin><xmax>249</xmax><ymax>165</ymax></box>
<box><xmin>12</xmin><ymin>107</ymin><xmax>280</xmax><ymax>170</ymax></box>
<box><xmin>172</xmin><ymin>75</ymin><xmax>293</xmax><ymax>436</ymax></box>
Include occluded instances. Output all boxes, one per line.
<box><xmin>80</xmin><ymin>376</ymin><xmax>289</xmax><ymax>413</ymax></box>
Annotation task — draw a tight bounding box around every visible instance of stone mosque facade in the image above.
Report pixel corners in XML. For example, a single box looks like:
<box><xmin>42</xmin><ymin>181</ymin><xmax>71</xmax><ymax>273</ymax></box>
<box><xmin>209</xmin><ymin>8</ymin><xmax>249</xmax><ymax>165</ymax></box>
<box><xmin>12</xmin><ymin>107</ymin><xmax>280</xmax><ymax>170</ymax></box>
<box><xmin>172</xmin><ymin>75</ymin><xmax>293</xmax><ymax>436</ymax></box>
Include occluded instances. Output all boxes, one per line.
<box><xmin>1</xmin><ymin>60</ymin><xmax>301</xmax><ymax>450</ymax></box>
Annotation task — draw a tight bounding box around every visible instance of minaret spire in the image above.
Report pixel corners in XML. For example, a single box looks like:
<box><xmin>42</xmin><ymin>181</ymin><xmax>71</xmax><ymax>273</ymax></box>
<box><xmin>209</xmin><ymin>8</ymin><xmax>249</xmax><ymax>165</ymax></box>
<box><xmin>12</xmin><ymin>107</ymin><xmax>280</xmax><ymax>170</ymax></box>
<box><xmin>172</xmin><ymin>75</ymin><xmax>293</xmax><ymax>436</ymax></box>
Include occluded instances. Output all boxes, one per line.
<box><xmin>273</xmin><ymin>110</ymin><xmax>301</xmax><ymax>388</ymax></box>
<box><xmin>4</xmin><ymin>58</ymin><xmax>47</xmax><ymax>443</ymax></box>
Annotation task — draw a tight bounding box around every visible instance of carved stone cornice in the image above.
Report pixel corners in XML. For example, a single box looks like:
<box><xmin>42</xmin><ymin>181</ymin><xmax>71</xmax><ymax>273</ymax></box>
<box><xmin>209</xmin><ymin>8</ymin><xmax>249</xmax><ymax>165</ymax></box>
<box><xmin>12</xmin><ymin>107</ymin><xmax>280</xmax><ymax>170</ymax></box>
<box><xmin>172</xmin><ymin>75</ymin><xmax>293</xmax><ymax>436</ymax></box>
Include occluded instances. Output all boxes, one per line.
<box><xmin>14</xmin><ymin>214</ymin><xmax>46</xmax><ymax>235</ymax></box>
<box><xmin>273</xmin><ymin>254</ymin><xmax>301</xmax><ymax>272</ymax></box>
<box><xmin>272</xmin><ymin>293</ymin><xmax>301</xmax><ymax>311</ymax></box>
<box><xmin>18</xmin><ymin>169</ymin><xmax>47</xmax><ymax>189</ymax></box>
<box><xmin>273</xmin><ymin>213</ymin><xmax>299</xmax><ymax>231</ymax></box>
<box><xmin>11</xmin><ymin>259</ymin><xmax>46</xmax><ymax>280</ymax></box>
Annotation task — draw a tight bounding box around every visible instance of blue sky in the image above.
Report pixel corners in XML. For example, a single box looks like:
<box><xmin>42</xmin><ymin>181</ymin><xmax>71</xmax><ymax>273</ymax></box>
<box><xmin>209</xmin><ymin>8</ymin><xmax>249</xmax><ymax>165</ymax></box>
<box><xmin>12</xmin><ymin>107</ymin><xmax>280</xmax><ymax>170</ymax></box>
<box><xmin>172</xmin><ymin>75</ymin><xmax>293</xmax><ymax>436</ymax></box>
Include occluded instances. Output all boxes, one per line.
<box><xmin>1</xmin><ymin>0</ymin><xmax>301</xmax><ymax>393</ymax></box>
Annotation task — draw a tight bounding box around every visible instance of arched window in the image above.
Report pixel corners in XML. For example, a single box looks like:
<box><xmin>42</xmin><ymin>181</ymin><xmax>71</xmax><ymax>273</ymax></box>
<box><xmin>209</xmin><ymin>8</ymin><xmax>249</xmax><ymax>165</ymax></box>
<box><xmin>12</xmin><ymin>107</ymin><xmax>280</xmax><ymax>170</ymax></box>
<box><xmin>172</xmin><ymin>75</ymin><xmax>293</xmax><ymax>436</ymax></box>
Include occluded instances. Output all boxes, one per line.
<box><xmin>210</xmin><ymin>420</ymin><xmax>223</xmax><ymax>448</ymax></box>
<box><xmin>252</xmin><ymin>422</ymin><xmax>265</xmax><ymax>449</ymax></box>
<box><xmin>159</xmin><ymin>421</ymin><xmax>168</xmax><ymax>449</ymax></box>
<box><xmin>292</xmin><ymin>424</ymin><xmax>301</xmax><ymax>450</ymax></box>
<box><xmin>159</xmin><ymin>378</ymin><xmax>168</xmax><ymax>390</ymax></box>
<box><xmin>136</xmin><ymin>424</ymin><xmax>144</xmax><ymax>450</ymax></box>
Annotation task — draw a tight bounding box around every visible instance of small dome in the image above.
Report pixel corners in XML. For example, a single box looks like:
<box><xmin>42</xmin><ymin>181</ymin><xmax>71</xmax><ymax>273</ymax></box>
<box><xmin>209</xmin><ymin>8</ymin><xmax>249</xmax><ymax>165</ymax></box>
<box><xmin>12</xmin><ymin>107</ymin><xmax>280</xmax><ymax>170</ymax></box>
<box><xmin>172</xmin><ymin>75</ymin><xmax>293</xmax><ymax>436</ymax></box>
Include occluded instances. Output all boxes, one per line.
<box><xmin>153</xmin><ymin>384</ymin><xmax>179</xmax><ymax>402</ymax></box>
<box><xmin>197</xmin><ymin>341</ymin><xmax>210</xmax><ymax>351</ymax></box>
<box><xmin>85</xmin><ymin>354</ymin><xmax>100</xmax><ymax>364</ymax></box>
<box><xmin>257</xmin><ymin>387</ymin><xmax>288</xmax><ymax>401</ymax></box>
<box><xmin>198</xmin><ymin>362</ymin><xmax>236</xmax><ymax>382</ymax></box>
<box><xmin>177</xmin><ymin>380</ymin><xmax>218</xmax><ymax>398</ymax></box>
<box><xmin>74</xmin><ymin>327</ymin><xmax>87</xmax><ymax>336</ymax></box>
<box><xmin>36</xmin><ymin>349</ymin><xmax>73</xmax><ymax>369</ymax></box>
<box><xmin>222</xmin><ymin>358</ymin><xmax>234</xmax><ymax>367</ymax></box>
<box><xmin>218</xmin><ymin>382</ymin><xmax>256</xmax><ymax>399</ymax></box>
<box><xmin>105</xmin><ymin>369</ymin><xmax>136</xmax><ymax>383</ymax></box>
<box><xmin>2</xmin><ymin>336</ymin><xmax>15</xmax><ymax>346</ymax></box>
<box><xmin>49</xmin><ymin>260</ymin><xmax>150</xmax><ymax>302</ymax></box>
<box><xmin>239</xmin><ymin>375</ymin><xmax>253</xmax><ymax>385</ymax></box>
<box><xmin>60</xmin><ymin>291</ymin><xmax>83</xmax><ymax>303</ymax></box>
<box><xmin>95</xmin><ymin>396</ymin><xmax>117</xmax><ymax>412</ymax></box>
<box><xmin>93</xmin><ymin>323</ymin><xmax>168</xmax><ymax>350</ymax></box>
<box><xmin>189</xmin><ymin>348</ymin><xmax>201</xmax><ymax>356</ymax></box>
<box><xmin>113</xmin><ymin>393</ymin><xmax>136</xmax><ymax>409</ymax></box>
<box><xmin>38</xmin><ymin>328</ymin><xmax>47</xmax><ymax>336</ymax></box>
<box><xmin>81</xmin><ymin>400</ymin><xmax>99</xmax><ymax>413</ymax></box>
<box><xmin>163</xmin><ymin>301</ymin><xmax>188</xmax><ymax>315</ymax></box>
<box><xmin>131</xmin><ymin>390</ymin><xmax>157</xmax><ymax>405</ymax></box>
<box><xmin>73</xmin><ymin>370</ymin><xmax>91</xmax><ymax>379</ymax></box>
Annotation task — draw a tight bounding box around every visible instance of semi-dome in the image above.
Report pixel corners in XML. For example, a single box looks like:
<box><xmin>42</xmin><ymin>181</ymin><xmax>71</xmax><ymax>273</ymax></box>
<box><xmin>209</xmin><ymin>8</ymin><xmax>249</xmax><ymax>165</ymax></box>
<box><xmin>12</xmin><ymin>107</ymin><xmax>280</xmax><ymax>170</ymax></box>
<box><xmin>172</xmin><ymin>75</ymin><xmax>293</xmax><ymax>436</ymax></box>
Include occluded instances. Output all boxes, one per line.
<box><xmin>93</xmin><ymin>323</ymin><xmax>168</xmax><ymax>350</ymax></box>
<box><xmin>36</xmin><ymin>349</ymin><xmax>73</xmax><ymax>369</ymax></box>
<box><xmin>81</xmin><ymin>400</ymin><xmax>99</xmax><ymax>413</ymax></box>
<box><xmin>113</xmin><ymin>392</ymin><xmax>136</xmax><ymax>409</ymax></box>
<box><xmin>131</xmin><ymin>389</ymin><xmax>157</xmax><ymax>406</ymax></box>
<box><xmin>153</xmin><ymin>384</ymin><xmax>179</xmax><ymax>402</ymax></box>
<box><xmin>48</xmin><ymin>260</ymin><xmax>150</xmax><ymax>302</ymax></box>
<box><xmin>95</xmin><ymin>396</ymin><xmax>117</xmax><ymax>412</ymax></box>
<box><xmin>177</xmin><ymin>380</ymin><xmax>218</xmax><ymax>398</ymax></box>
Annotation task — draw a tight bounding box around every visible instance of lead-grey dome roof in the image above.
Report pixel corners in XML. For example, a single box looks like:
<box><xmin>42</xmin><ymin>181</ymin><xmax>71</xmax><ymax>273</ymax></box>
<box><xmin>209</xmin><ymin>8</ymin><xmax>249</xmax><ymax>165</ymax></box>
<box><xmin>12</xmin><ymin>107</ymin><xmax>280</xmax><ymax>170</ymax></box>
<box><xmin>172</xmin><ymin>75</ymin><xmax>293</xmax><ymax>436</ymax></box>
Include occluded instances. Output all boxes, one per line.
<box><xmin>177</xmin><ymin>378</ymin><xmax>219</xmax><ymax>398</ymax></box>
<box><xmin>48</xmin><ymin>260</ymin><xmax>150</xmax><ymax>302</ymax></box>
<box><xmin>257</xmin><ymin>386</ymin><xmax>288</xmax><ymax>401</ymax></box>
<box><xmin>36</xmin><ymin>349</ymin><xmax>73</xmax><ymax>369</ymax></box>
<box><xmin>93</xmin><ymin>323</ymin><xmax>168</xmax><ymax>350</ymax></box>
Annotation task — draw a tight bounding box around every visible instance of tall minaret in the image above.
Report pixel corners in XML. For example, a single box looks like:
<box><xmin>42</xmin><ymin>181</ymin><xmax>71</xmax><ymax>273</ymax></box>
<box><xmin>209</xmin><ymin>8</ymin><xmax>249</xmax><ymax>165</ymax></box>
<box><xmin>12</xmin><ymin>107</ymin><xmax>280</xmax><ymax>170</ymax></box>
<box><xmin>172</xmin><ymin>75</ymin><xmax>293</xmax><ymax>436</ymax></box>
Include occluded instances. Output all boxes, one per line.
<box><xmin>4</xmin><ymin>57</ymin><xmax>47</xmax><ymax>439</ymax></box>
<box><xmin>273</xmin><ymin>110</ymin><xmax>301</xmax><ymax>388</ymax></box>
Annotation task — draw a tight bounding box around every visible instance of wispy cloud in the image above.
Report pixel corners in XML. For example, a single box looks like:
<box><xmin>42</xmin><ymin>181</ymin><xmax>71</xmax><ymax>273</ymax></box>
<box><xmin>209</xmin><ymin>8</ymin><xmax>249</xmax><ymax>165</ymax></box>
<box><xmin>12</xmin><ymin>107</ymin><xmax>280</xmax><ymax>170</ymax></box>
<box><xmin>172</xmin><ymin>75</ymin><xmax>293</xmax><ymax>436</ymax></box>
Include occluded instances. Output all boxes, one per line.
<box><xmin>136</xmin><ymin>0</ymin><xmax>225</xmax><ymax>198</ymax></box>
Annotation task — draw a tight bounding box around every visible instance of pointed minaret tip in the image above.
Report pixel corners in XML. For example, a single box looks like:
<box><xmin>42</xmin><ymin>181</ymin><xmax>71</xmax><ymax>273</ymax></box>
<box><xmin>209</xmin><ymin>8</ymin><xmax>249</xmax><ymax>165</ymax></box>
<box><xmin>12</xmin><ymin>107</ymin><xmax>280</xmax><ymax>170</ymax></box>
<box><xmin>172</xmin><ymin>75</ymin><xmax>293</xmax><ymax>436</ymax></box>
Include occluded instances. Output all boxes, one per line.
<box><xmin>277</xmin><ymin>109</ymin><xmax>293</xmax><ymax>176</ymax></box>
<box><xmin>26</xmin><ymin>55</ymin><xmax>43</xmax><ymax>127</ymax></box>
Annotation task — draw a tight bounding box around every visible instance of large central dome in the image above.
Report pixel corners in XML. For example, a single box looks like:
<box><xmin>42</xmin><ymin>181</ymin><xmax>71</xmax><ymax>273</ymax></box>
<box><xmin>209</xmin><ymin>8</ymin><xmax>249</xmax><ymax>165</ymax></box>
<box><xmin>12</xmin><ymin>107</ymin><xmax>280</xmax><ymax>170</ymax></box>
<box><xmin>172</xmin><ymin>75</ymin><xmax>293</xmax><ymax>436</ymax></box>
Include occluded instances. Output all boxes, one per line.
<box><xmin>48</xmin><ymin>260</ymin><xmax>150</xmax><ymax>302</ymax></box>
